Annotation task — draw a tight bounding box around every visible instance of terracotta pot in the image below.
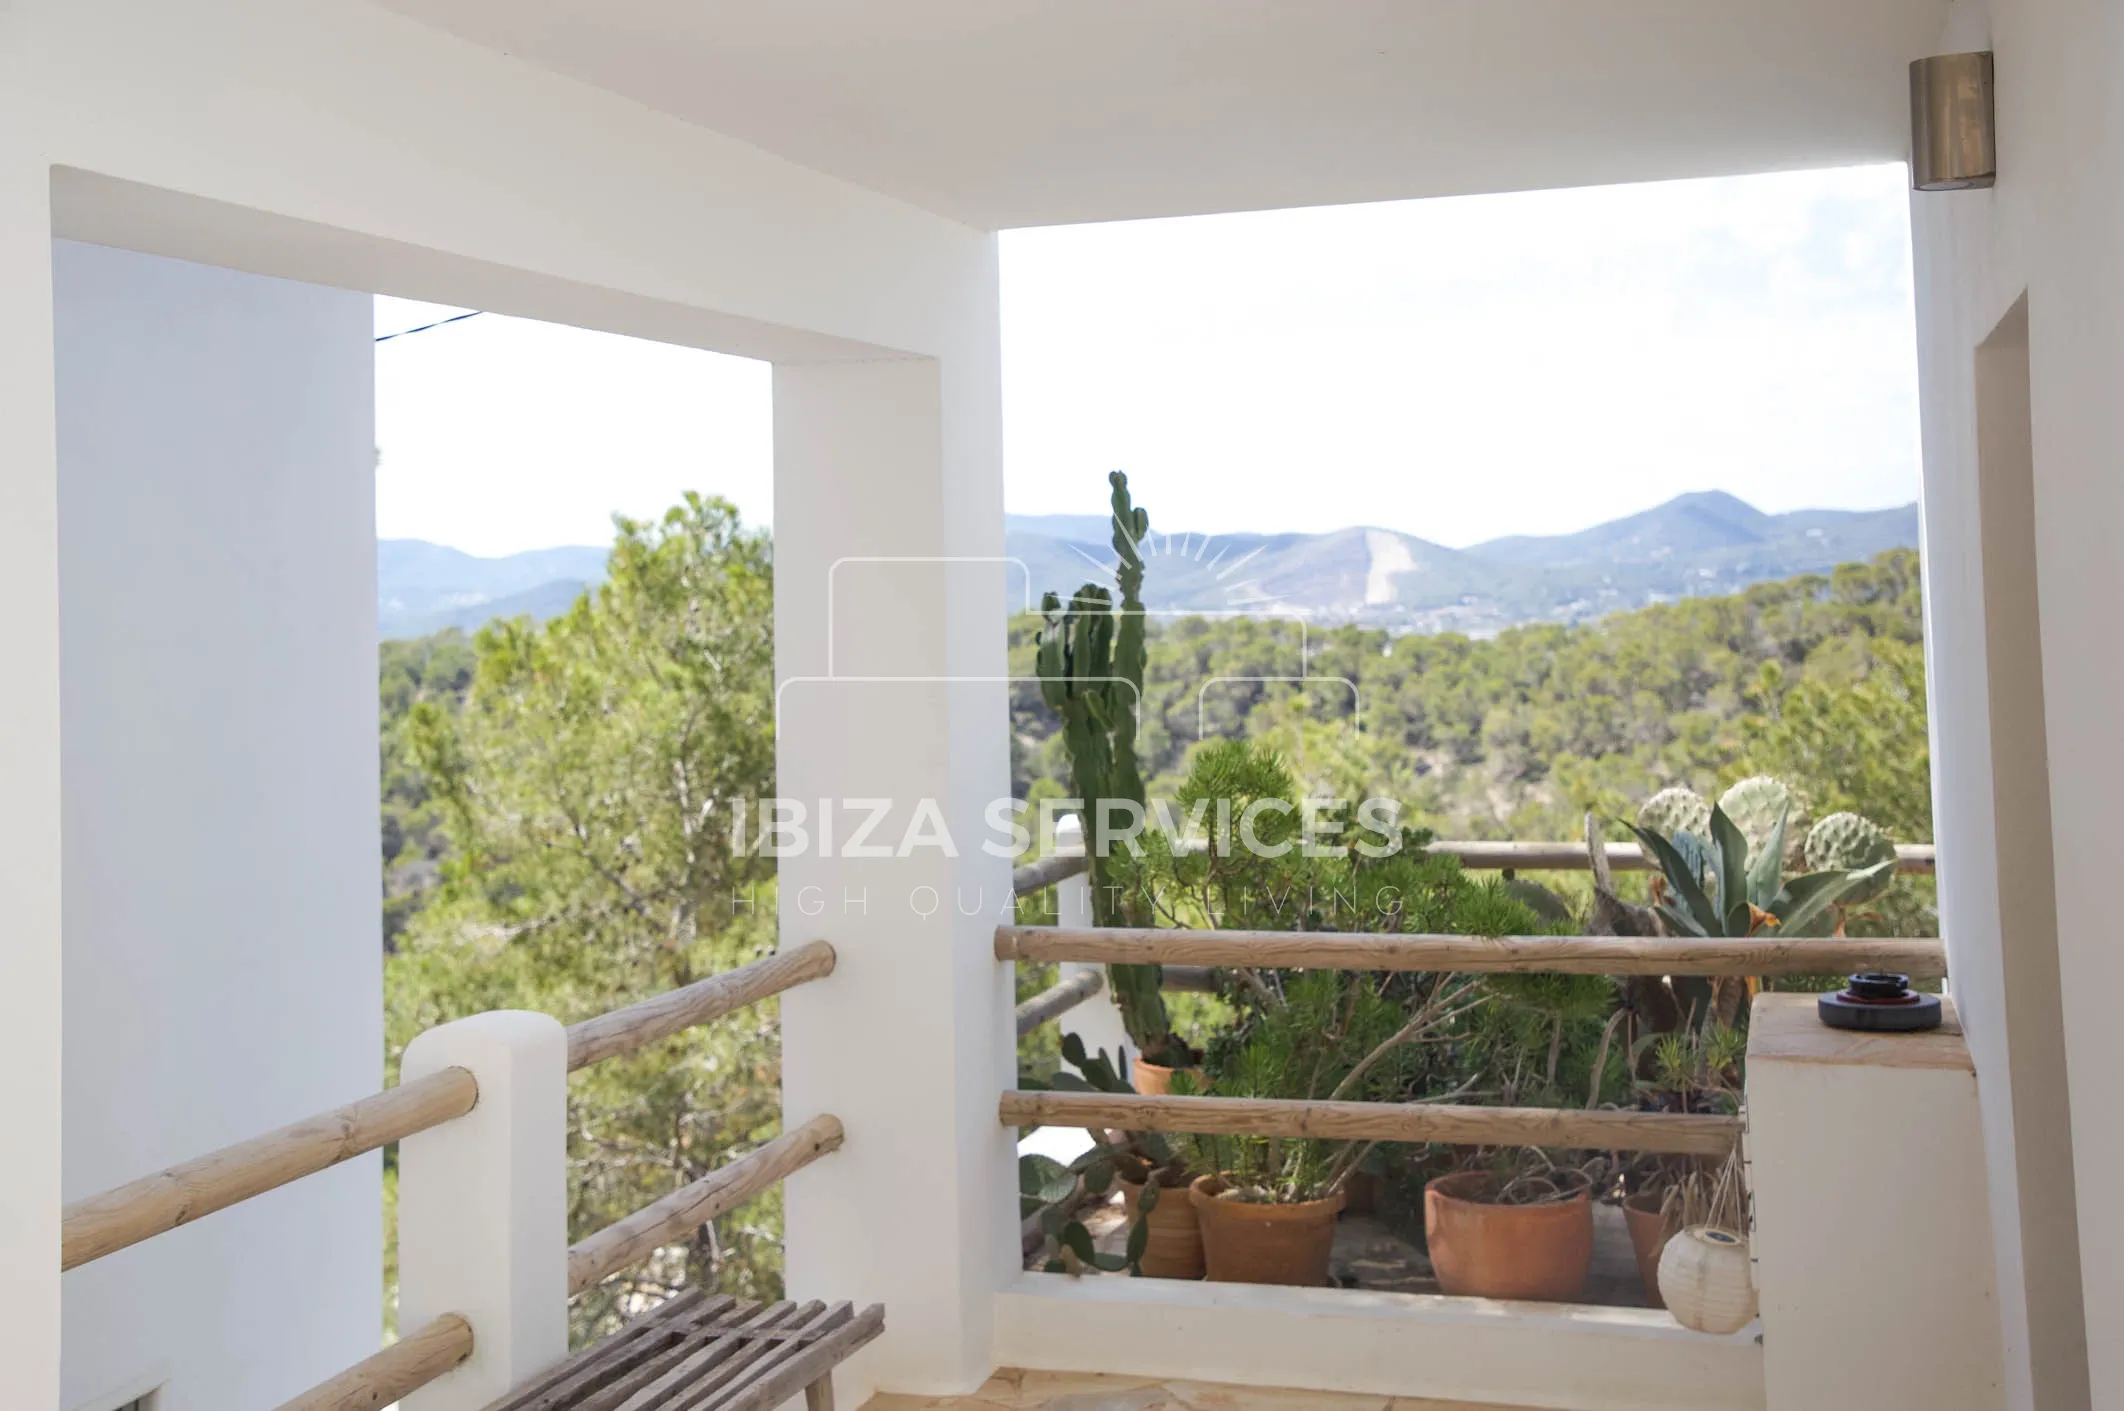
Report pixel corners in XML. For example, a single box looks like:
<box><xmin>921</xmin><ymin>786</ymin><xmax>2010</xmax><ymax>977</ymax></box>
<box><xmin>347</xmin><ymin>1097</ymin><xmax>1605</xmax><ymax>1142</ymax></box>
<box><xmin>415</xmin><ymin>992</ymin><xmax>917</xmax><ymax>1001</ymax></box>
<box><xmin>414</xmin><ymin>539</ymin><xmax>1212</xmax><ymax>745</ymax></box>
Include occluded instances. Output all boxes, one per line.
<box><xmin>1423</xmin><ymin>1171</ymin><xmax>1594</xmax><ymax>1302</ymax></box>
<box><xmin>1658</xmin><ymin>1226</ymin><xmax>1757</xmax><ymax>1334</ymax></box>
<box><xmin>1189</xmin><ymin>1175</ymin><xmax>1344</xmax><ymax>1286</ymax></box>
<box><xmin>1131</xmin><ymin>1054</ymin><xmax>1202</xmax><ymax>1095</ymax></box>
<box><xmin>1120</xmin><ymin>1178</ymin><xmax>1205</xmax><ymax>1280</ymax></box>
<box><xmin>1343</xmin><ymin>1169</ymin><xmax>1382</xmax><ymax>1216</ymax></box>
<box><xmin>1622</xmin><ymin>1188</ymin><xmax>1674</xmax><ymax>1308</ymax></box>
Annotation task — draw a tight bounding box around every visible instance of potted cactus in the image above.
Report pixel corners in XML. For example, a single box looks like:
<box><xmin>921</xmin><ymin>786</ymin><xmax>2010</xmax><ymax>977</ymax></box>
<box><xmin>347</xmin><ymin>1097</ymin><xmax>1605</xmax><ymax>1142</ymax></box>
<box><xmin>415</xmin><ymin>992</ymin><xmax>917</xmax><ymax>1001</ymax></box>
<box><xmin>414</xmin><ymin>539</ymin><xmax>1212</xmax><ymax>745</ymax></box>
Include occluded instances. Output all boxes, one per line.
<box><xmin>1020</xmin><ymin>1035</ymin><xmax>1202</xmax><ymax>1278</ymax></box>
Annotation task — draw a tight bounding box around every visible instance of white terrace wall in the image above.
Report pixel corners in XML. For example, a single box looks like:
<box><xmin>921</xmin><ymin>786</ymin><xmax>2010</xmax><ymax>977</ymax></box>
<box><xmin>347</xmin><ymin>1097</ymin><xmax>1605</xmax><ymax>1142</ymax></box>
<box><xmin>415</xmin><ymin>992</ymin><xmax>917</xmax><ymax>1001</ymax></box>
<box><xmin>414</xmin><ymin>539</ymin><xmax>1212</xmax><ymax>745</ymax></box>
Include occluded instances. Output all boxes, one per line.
<box><xmin>0</xmin><ymin>2</ymin><xmax>1004</xmax><ymax>1406</ymax></box>
<box><xmin>52</xmin><ymin>241</ymin><xmax>380</xmax><ymax>1409</ymax></box>
<box><xmin>1910</xmin><ymin>0</ymin><xmax>2120</xmax><ymax>1407</ymax></box>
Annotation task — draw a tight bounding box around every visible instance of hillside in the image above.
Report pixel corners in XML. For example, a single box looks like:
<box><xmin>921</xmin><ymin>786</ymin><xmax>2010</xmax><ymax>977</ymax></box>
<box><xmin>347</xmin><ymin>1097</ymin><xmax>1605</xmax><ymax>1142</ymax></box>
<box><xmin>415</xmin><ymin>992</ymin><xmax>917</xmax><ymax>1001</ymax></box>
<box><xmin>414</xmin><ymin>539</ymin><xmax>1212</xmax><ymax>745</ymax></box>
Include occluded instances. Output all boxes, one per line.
<box><xmin>383</xmin><ymin>547</ymin><xmax>1933</xmax><ymax>940</ymax></box>
<box><xmin>381</xmin><ymin>492</ymin><xmax>1917</xmax><ymax>640</ymax></box>
<box><xmin>1007</xmin><ymin>548</ymin><xmax>1931</xmax><ymax>849</ymax></box>
<box><xmin>1006</xmin><ymin>491</ymin><xmax>1917</xmax><ymax>634</ymax></box>
<box><xmin>378</xmin><ymin>539</ymin><xmax>606</xmax><ymax>638</ymax></box>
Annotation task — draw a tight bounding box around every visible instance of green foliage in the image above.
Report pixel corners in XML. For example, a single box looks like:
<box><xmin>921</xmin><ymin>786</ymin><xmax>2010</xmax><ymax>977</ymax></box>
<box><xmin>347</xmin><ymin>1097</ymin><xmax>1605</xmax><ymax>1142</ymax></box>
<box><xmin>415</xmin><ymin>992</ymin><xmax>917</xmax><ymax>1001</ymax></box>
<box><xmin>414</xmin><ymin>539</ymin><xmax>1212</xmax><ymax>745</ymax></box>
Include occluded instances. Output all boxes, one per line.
<box><xmin>1184</xmin><ymin>971</ymin><xmax>1425</xmax><ymax>1204</ymax></box>
<box><xmin>379</xmin><ymin>630</ymin><xmax>476</xmax><ymax>948</ymax></box>
<box><xmin>1008</xmin><ymin>549</ymin><xmax>1931</xmax><ymax>877</ymax></box>
<box><xmin>386</xmin><ymin>494</ymin><xmax>781</xmax><ymax>1344</ymax></box>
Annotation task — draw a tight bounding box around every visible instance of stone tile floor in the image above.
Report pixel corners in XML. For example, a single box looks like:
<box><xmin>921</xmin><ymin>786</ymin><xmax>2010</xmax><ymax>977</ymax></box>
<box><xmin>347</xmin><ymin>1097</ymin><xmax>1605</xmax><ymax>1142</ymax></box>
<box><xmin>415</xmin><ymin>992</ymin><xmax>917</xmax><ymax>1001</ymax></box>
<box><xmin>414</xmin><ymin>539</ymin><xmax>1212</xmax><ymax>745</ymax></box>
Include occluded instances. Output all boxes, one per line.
<box><xmin>862</xmin><ymin>1369</ymin><xmax>1548</xmax><ymax>1410</ymax></box>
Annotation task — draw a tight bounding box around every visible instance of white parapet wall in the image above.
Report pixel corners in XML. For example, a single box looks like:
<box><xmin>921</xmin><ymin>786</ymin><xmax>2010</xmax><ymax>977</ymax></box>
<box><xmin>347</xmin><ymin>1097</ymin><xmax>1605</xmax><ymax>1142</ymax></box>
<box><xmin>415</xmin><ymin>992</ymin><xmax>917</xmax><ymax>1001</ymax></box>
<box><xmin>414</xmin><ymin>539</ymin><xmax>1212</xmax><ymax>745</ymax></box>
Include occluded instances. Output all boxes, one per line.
<box><xmin>994</xmin><ymin>1275</ymin><xmax>1763</xmax><ymax>1411</ymax></box>
<box><xmin>1748</xmin><ymin>993</ymin><xmax>2006</xmax><ymax>1411</ymax></box>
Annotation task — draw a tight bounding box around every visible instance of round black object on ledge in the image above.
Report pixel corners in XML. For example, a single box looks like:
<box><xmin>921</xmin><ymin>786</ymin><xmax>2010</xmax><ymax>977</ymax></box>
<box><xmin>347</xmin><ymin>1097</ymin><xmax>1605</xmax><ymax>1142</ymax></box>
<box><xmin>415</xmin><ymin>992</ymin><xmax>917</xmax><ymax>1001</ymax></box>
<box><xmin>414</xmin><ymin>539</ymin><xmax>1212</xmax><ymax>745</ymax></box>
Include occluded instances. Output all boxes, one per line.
<box><xmin>1818</xmin><ymin>972</ymin><xmax>1944</xmax><ymax>1032</ymax></box>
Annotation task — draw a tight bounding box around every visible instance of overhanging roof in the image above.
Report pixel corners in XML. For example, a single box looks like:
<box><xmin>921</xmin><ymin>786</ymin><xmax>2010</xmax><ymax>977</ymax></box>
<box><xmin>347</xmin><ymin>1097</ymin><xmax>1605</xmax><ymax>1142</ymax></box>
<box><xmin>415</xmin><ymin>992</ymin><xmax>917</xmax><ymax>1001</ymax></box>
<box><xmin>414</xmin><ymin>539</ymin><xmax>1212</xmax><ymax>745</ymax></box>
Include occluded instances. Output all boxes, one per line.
<box><xmin>376</xmin><ymin>0</ymin><xmax>1947</xmax><ymax>228</ymax></box>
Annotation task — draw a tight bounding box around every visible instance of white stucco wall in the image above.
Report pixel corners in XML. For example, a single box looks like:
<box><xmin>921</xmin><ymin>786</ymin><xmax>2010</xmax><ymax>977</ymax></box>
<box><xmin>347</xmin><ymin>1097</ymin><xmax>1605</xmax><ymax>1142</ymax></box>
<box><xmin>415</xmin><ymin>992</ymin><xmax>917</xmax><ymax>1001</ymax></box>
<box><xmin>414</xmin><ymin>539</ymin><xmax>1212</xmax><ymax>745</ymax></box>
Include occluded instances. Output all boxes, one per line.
<box><xmin>52</xmin><ymin>239</ymin><xmax>379</xmax><ymax>1410</ymax></box>
<box><xmin>1909</xmin><ymin>1</ymin><xmax>2118</xmax><ymax>1407</ymax></box>
<box><xmin>0</xmin><ymin>3</ymin><xmax>1002</xmax><ymax>1404</ymax></box>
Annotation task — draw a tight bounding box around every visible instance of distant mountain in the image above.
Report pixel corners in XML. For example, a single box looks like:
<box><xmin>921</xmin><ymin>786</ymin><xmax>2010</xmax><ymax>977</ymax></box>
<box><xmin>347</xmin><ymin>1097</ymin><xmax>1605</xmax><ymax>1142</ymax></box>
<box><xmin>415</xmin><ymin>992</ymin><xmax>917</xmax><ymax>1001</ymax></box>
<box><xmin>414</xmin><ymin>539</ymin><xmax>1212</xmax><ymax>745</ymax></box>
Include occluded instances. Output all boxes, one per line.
<box><xmin>378</xmin><ymin>540</ymin><xmax>607</xmax><ymax>639</ymax></box>
<box><xmin>383</xmin><ymin>493</ymin><xmax>1918</xmax><ymax>640</ymax></box>
<box><xmin>1005</xmin><ymin>492</ymin><xmax>1918</xmax><ymax>635</ymax></box>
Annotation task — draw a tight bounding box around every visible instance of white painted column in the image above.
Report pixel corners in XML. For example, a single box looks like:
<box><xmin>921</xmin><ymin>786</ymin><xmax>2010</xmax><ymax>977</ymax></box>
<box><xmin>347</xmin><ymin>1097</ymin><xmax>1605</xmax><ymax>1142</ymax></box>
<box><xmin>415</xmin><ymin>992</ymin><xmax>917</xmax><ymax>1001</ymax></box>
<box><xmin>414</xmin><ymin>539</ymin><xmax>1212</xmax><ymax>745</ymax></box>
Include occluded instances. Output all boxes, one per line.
<box><xmin>0</xmin><ymin>140</ymin><xmax>62</xmax><ymax>1411</ymax></box>
<box><xmin>1747</xmin><ymin>994</ymin><xmax>2004</xmax><ymax>1411</ymax></box>
<box><xmin>1051</xmin><ymin>817</ymin><xmax>1130</xmax><ymax>1072</ymax></box>
<box><xmin>398</xmin><ymin>1012</ymin><xmax>570</xmax><ymax>1411</ymax></box>
<box><xmin>774</xmin><ymin>343</ymin><xmax>1014</xmax><ymax>1401</ymax></box>
<box><xmin>2009</xmin><ymin>7</ymin><xmax>2124</xmax><ymax>1404</ymax></box>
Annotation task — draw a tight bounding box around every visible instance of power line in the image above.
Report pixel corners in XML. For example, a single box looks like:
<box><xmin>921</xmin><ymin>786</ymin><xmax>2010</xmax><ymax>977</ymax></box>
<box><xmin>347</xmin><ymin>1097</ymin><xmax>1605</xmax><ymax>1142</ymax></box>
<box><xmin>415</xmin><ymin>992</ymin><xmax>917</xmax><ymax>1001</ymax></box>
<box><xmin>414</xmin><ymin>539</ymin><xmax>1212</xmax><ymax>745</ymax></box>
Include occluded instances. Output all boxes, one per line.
<box><xmin>375</xmin><ymin>309</ymin><xmax>483</xmax><ymax>344</ymax></box>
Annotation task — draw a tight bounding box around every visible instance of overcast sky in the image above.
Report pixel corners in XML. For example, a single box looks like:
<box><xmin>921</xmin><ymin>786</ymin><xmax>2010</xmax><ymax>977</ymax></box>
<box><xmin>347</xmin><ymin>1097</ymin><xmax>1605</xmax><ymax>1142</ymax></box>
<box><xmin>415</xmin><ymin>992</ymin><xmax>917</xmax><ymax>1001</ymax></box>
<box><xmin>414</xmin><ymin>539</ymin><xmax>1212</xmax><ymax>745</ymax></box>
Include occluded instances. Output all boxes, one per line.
<box><xmin>375</xmin><ymin>161</ymin><xmax>1920</xmax><ymax>557</ymax></box>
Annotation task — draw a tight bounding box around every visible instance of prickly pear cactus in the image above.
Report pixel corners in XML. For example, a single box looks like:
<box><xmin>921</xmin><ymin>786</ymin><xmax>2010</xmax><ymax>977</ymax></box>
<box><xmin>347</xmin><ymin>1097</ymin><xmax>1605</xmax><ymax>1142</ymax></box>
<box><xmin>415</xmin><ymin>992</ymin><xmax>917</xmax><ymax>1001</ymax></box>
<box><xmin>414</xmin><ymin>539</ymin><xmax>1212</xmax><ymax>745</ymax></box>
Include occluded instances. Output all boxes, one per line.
<box><xmin>1718</xmin><ymin>776</ymin><xmax>1796</xmax><ymax>868</ymax></box>
<box><xmin>1804</xmin><ymin>811</ymin><xmax>1897</xmax><ymax>904</ymax></box>
<box><xmin>1636</xmin><ymin>786</ymin><xmax>1711</xmax><ymax>843</ymax></box>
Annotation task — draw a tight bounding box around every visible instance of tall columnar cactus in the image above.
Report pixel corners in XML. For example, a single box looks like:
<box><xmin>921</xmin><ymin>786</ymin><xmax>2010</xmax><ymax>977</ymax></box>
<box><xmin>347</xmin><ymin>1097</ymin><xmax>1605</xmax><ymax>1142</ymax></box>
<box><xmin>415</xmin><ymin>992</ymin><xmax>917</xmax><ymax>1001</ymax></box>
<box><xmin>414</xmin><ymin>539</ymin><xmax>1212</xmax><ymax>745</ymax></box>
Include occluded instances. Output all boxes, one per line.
<box><xmin>1804</xmin><ymin>811</ymin><xmax>1897</xmax><ymax>905</ymax></box>
<box><xmin>1637</xmin><ymin>786</ymin><xmax>1712</xmax><ymax>844</ymax></box>
<box><xmin>1035</xmin><ymin>472</ymin><xmax>1179</xmax><ymax>1065</ymax></box>
<box><xmin>1717</xmin><ymin>776</ymin><xmax>1798</xmax><ymax>870</ymax></box>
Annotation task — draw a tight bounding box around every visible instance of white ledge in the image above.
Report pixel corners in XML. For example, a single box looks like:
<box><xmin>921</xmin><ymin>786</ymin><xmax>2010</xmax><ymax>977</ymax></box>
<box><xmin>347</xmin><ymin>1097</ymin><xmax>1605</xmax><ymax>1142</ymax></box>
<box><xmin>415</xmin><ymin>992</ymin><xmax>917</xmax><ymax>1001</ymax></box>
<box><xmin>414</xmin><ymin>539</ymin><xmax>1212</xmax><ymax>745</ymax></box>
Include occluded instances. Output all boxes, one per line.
<box><xmin>994</xmin><ymin>1273</ymin><xmax>1763</xmax><ymax>1411</ymax></box>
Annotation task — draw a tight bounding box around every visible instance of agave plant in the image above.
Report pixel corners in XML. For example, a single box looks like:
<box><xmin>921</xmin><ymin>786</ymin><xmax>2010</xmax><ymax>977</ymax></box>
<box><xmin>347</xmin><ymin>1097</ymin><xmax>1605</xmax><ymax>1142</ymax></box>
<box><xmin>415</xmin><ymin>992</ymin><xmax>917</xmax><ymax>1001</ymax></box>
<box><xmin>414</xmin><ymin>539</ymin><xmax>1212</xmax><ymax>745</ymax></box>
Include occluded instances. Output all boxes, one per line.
<box><xmin>1625</xmin><ymin>798</ymin><xmax>1892</xmax><ymax>942</ymax></box>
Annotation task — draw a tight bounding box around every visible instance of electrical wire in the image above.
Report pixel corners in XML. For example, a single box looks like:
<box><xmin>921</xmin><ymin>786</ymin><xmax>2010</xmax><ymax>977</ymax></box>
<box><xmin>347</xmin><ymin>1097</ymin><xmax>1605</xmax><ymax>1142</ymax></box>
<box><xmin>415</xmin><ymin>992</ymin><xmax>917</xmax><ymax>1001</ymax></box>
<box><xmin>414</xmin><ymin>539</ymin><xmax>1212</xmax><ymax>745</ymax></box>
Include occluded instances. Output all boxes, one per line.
<box><xmin>375</xmin><ymin>309</ymin><xmax>483</xmax><ymax>344</ymax></box>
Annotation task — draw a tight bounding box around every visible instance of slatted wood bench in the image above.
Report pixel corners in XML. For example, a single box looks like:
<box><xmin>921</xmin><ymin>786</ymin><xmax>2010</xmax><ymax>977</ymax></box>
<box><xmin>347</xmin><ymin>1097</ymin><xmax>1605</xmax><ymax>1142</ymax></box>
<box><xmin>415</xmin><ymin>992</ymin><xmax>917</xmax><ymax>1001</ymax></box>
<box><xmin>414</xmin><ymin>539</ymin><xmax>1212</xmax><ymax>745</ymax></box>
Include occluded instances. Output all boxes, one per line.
<box><xmin>489</xmin><ymin>1291</ymin><xmax>884</xmax><ymax>1411</ymax></box>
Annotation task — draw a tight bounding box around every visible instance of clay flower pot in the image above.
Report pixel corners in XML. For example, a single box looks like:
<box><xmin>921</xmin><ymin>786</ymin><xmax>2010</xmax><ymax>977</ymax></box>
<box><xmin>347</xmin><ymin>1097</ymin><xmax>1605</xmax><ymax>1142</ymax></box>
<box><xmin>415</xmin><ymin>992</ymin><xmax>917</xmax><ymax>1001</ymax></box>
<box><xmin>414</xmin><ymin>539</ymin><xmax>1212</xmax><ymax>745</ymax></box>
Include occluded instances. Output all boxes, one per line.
<box><xmin>1131</xmin><ymin>1053</ymin><xmax>1202</xmax><ymax>1096</ymax></box>
<box><xmin>1423</xmin><ymin>1171</ymin><xmax>1594</xmax><ymax>1302</ymax></box>
<box><xmin>1342</xmin><ymin>1169</ymin><xmax>1382</xmax><ymax>1216</ymax></box>
<box><xmin>1189</xmin><ymin>1175</ymin><xmax>1344</xmax><ymax>1286</ymax></box>
<box><xmin>1120</xmin><ymin>1177</ymin><xmax>1205</xmax><ymax>1280</ymax></box>
<box><xmin>1622</xmin><ymin>1188</ymin><xmax>1674</xmax><ymax>1308</ymax></box>
<box><xmin>1658</xmin><ymin>1226</ymin><xmax>1757</xmax><ymax>1333</ymax></box>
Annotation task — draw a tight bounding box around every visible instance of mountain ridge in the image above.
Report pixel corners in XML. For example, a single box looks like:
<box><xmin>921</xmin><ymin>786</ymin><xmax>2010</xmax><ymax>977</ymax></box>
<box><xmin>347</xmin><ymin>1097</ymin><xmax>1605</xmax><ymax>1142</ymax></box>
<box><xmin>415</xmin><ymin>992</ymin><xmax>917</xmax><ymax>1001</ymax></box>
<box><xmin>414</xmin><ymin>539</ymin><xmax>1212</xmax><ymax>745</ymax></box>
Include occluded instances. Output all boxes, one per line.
<box><xmin>379</xmin><ymin>493</ymin><xmax>1919</xmax><ymax>640</ymax></box>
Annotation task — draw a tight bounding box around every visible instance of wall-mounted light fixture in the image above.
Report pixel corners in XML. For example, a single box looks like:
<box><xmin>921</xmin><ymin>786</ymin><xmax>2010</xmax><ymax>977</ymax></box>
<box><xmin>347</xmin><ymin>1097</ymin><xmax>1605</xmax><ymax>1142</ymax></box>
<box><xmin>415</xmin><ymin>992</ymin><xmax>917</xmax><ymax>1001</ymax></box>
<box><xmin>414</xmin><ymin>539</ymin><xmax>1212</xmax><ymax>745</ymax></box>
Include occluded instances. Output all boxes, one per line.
<box><xmin>1910</xmin><ymin>51</ymin><xmax>1996</xmax><ymax>190</ymax></box>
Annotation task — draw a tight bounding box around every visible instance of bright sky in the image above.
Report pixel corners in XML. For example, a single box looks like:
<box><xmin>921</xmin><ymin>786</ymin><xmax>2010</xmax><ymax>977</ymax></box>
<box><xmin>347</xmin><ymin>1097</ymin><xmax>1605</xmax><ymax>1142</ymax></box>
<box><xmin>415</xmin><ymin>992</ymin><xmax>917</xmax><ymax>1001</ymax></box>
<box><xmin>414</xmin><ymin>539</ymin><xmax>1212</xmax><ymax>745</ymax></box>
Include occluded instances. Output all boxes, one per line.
<box><xmin>375</xmin><ymin>162</ymin><xmax>1920</xmax><ymax>557</ymax></box>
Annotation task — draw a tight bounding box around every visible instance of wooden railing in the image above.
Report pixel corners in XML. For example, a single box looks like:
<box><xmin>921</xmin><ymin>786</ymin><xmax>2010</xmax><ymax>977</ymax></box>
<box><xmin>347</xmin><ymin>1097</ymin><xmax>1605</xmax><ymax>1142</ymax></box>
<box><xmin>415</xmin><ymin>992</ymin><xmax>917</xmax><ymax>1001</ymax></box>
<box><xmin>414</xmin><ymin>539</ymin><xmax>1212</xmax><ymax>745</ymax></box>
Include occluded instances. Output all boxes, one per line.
<box><xmin>997</xmin><ymin>925</ymin><xmax>1948</xmax><ymax>978</ymax></box>
<box><xmin>566</xmin><ymin>1115</ymin><xmax>845</xmax><ymax>1296</ymax></box>
<box><xmin>60</xmin><ymin>942</ymin><xmax>839</xmax><ymax>1411</ymax></box>
<box><xmin>278</xmin><ymin>1313</ymin><xmax>474</xmax><ymax>1411</ymax></box>
<box><xmin>1006</xmin><ymin>837</ymin><xmax>1940</xmax><ymax>1030</ymax></box>
<box><xmin>565</xmin><ymin>940</ymin><xmax>836</xmax><ymax>1070</ymax></box>
<box><xmin>1001</xmin><ymin>1091</ymin><xmax>1740</xmax><ymax>1156</ymax></box>
<box><xmin>62</xmin><ymin>942</ymin><xmax>836</xmax><ymax>1276</ymax></box>
<box><xmin>1001</xmin><ymin>920</ymin><xmax>1943</xmax><ymax>1157</ymax></box>
<box><xmin>1014</xmin><ymin>967</ymin><xmax>1106</xmax><ymax>1037</ymax></box>
<box><xmin>1009</xmin><ymin>839</ymin><xmax>1935</xmax><ymax>897</ymax></box>
<box><xmin>61</xmin><ymin>1068</ymin><xmax>480</xmax><ymax>1272</ymax></box>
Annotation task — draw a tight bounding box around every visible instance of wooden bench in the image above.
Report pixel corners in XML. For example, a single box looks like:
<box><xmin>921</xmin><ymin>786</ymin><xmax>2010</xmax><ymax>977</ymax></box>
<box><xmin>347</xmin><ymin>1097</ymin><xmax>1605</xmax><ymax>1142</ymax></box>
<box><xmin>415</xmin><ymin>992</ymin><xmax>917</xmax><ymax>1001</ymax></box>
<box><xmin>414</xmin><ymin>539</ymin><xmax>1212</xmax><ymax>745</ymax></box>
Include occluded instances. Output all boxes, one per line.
<box><xmin>489</xmin><ymin>1291</ymin><xmax>884</xmax><ymax>1411</ymax></box>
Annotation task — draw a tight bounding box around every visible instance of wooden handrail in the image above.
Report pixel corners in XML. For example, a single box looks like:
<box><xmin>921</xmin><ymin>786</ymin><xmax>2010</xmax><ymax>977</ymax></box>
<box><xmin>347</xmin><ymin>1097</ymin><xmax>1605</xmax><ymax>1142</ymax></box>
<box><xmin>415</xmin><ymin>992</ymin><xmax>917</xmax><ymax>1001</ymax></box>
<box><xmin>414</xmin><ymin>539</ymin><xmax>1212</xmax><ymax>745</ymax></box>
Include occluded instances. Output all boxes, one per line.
<box><xmin>274</xmin><ymin>1313</ymin><xmax>472</xmax><ymax>1411</ymax></box>
<box><xmin>996</xmin><ymin>925</ymin><xmax>1947</xmax><ymax>978</ymax></box>
<box><xmin>60</xmin><ymin>943</ymin><xmax>836</xmax><ymax>1273</ymax></box>
<box><xmin>1001</xmin><ymin>1090</ymin><xmax>1740</xmax><ymax>1157</ymax></box>
<box><xmin>1015</xmin><ymin>968</ymin><xmax>1105</xmax><ymax>1036</ymax></box>
<box><xmin>566</xmin><ymin>940</ymin><xmax>836</xmax><ymax>1071</ymax></box>
<box><xmin>1011</xmin><ymin>850</ymin><xmax>1089</xmax><ymax>896</ymax></box>
<box><xmin>1010</xmin><ymin>841</ymin><xmax>1937</xmax><ymax>895</ymax></box>
<box><xmin>62</xmin><ymin>1067</ymin><xmax>479</xmax><ymax>1272</ymax></box>
<box><xmin>567</xmin><ymin>1115</ymin><xmax>845</xmax><ymax>1296</ymax></box>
